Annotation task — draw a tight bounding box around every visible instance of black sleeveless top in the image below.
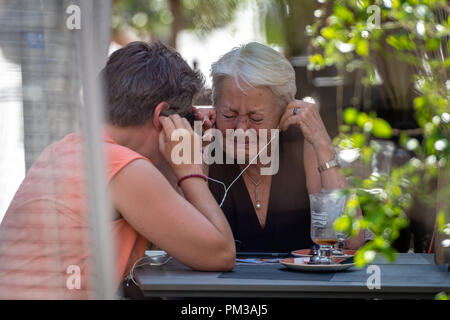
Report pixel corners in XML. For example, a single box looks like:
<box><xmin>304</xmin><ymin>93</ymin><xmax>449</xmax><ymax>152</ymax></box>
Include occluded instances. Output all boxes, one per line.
<box><xmin>208</xmin><ymin>127</ymin><xmax>314</xmax><ymax>253</ymax></box>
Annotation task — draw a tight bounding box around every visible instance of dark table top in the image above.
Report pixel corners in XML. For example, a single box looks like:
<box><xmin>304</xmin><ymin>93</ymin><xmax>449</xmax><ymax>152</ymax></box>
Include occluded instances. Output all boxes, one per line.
<box><xmin>134</xmin><ymin>253</ymin><xmax>450</xmax><ymax>299</ymax></box>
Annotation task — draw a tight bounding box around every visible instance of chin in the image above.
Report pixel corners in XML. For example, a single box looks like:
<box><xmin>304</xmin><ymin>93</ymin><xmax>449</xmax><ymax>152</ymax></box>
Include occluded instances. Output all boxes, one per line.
<box><xmin>222</xmin><ymin>143</ymin><xmax>258</xmax><ymax>164</ymax></box>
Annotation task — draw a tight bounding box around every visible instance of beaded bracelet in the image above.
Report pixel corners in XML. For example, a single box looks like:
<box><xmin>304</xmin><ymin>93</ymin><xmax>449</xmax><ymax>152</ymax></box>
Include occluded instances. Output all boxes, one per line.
<box><xmin>177</xmin><ymin>174</ymin><xmax>208</xmax><ymax>187</ymax></box>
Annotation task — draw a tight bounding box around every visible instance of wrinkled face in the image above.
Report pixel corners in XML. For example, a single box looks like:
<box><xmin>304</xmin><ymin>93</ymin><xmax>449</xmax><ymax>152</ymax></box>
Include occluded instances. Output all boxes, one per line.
<box><xmin>215</xmin><ymin>77</ymin><xmax>282</xmax><ymax>162</ymax></box>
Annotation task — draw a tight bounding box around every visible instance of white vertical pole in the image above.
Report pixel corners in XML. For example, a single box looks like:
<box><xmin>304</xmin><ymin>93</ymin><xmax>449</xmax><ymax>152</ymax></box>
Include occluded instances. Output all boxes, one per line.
<box><xmin>78</xmin><ymin>0</ymin><xmax>116</xmax><ymax>300</ymax></box>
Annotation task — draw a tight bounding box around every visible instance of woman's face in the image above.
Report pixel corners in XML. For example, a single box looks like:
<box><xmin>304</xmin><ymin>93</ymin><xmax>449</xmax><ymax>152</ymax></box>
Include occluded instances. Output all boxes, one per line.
<box><xmin>215</xmin><ymin>77</ymin><xmax>282</xmax><ymax>162</ymax></box>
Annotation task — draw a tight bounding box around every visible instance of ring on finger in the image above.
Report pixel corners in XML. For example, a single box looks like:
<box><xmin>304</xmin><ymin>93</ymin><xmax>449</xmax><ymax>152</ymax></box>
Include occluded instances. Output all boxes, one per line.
<box><xmin>293</xmin><ymin>107</ymin><xmax>297</xmax><ymax>116</ymax></box>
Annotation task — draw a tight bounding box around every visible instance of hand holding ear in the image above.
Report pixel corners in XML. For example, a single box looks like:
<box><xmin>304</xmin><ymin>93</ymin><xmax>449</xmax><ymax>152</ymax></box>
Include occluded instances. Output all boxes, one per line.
<box><xmin>159</xmin><ymin>114</ymin><xmax>203</xmax><ymax>179</ymax></box>
<box><xmin>279</xmin><ymin>100</ymin><xmax>331</xmax><ymax>147</ymax></box>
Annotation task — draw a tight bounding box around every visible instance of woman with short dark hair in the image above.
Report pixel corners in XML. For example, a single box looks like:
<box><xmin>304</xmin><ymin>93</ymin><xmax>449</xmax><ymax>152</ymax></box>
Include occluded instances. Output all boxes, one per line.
<box><xmin>0</xmin><ymin>42</ymin><xmax>235</xmax><ymax>299</ymax></box>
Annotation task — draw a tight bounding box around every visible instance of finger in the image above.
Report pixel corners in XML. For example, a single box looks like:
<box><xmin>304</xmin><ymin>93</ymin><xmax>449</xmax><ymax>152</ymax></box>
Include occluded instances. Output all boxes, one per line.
<box><xmin>279</xmin><ymin>108</ymin><xmax>293</xmax><ymax>130</ymax></box>
<box><xmin>193</xmin><ymin>109</ymin><xmax>203</xmax><ymax>120</ymax></box>
<box><xmin>193</xmin><ymin>108</ymin><xmax>205</xmax><ymax>122</ymax></box>
<box><xmin>279</xmin><ymin>103</ymin><xmax>303</xmax><ymax>128</ymax></box>
<box><xmin>203</xmin><ymin>128</ymin><xmax>214</xmax><ymax>142</ymax></box>
<box><xmin>181</xmin><ymin>117</ymin><xmax>193</xmax><ymax>131</ymax></box>
<box><xmin>209</xmin><ymin>110</ymin><xmax>217</xmax><ymax>126</ymax></box>
<box><xmin>281</xmin><ymin>114</ymin><xmax>306</xmax><ymax>132</ymax></box>
<box><xmin>297</xmin><ymin>114</ymin><xmax>321</xmax><ymax>138</ymax></box>
<box><xmin>194</xmin><ymin>108</ymin><xmax>210</xmax><ymax>121</ymax></box>
<box><xmin>160</xmin><ymin>116</ymin><xmax>175</xmax><ymax>139</ymax></box>
<box><xmin>279</xmin><ymin>114</ymin><xmax>290</xmax><ymax>131</ymax></box>
<box><xmin>300</xmin><ymin>103</ymin><xmax>320</xmax><ymax>124</ymax></box>
<box><xmin>290</xmin><ymin>100</ymin><xmax>315</xmax><ymax>109</ymax></box>
<box><xmin>203</xmin><ymin>118</ymin><xmax>213</xmax><ymax>130</ymax></box>
<box><xmin>280</xmin><ymin>114</ymin><xmax>298</xmax><ymax>131</ymax></box>
<box><xmin>279</xmin><ymin>116</ymin><xmax>289</xmax><ymax>131</ymax></box>
<box><xmin>158</xmin><ymin>130</ymin><xmax>166</xmax><ymax>151</ymax></box>
<box><xmin>170</xmin><ymin>114</ymin><xmax>186</xmax><ymax>130</ymax></box>
<box><xmin>280</xmin><ymin>106</ymin><xmax>307</xmax><ymax>131</ymax></box>
<box><xmin>299</xmin><ymin>106</ymin><xmax>321</xmax><ymax>131</ymax></box>
<box><xmin>287</xmin><ymin>100</ymin><xmax>317</xmax><ymax>117</ymax></box>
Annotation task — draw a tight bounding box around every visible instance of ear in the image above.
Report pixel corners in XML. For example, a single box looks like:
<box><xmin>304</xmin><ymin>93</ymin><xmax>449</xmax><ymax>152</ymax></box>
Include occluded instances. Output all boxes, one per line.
<box><xmin>152</xmin><ymin>102</ymin><xmax>169</xmax><ymax>130</ymax></box>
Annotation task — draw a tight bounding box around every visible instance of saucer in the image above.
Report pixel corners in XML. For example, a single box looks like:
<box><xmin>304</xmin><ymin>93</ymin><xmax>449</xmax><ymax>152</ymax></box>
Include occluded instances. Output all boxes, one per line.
<box><xmin>280</xmin><ymin>257</ymin><xmax>354</xmax><ymax>272</ymax></box>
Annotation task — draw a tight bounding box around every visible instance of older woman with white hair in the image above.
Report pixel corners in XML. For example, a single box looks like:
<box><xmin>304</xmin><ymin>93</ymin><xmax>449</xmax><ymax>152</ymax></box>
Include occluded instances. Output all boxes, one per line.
<box><xmin>196</xmin><ymin>42</ymin><xmax>365</xmax><ymax>253</ymax></box>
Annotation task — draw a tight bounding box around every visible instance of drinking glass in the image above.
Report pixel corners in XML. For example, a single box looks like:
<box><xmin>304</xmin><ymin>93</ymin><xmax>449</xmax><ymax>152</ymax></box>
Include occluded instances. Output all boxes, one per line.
<box><xmin>371</xmin><ymin>140</ymin><xmax>395</xmax><ymax>176</ymax></box>
<box><xmin>309</xmin><ymin>190</ymin><xmax>347</xmax><ymax>264</ymax></box>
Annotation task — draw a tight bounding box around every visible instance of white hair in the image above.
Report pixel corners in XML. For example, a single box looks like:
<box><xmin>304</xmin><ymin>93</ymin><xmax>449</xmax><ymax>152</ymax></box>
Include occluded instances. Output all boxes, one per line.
<box><xmin>210</xmin><ymin>42</ymin><xmax>296</xmax><ymax>110</ymax></box>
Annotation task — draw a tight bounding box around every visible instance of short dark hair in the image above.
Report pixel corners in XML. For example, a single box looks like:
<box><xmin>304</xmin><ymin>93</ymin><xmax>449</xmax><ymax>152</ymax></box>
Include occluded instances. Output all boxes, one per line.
<box><xmin>101</xmin><ymin>41</ymin><xmax>204</xmax><ymax>127</ymax></box>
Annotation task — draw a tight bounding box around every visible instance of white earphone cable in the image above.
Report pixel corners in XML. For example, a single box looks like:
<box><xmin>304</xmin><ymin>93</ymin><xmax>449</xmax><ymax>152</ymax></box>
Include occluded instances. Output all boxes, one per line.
<box><xmin>207</xmin><ymin>131</ymin><xmax>279</xmax><ymax>207</ymax></box>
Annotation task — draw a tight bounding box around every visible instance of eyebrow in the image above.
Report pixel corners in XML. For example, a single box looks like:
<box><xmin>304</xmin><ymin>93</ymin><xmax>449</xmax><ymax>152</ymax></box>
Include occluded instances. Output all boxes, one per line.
<box><xmin>223</xmin><ymin>105</ymin><xmax>265</xmax><ymax>115</ymax></box>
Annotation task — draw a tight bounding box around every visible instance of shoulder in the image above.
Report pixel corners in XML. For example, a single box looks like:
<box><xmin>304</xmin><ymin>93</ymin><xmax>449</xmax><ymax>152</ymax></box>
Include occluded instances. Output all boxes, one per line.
<box><xmin>104</xmin><ymin>138</ymin><xmax>152</xmax><ymax>183</ymax></box>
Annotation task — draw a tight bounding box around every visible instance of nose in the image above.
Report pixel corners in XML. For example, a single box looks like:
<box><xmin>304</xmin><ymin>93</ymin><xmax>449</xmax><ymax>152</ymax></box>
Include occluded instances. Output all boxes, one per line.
<box><xmin>236</xmin><ymin>116</ymin><xmax>248</xmax><ymax>131</ymax></box>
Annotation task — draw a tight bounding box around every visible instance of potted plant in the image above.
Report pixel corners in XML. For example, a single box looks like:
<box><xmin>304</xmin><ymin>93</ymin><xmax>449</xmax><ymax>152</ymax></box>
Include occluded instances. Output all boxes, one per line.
<box><xmin>309</xmin><ymin>0</ymin><xmax>449</xmax><ymax>268</ymax></box>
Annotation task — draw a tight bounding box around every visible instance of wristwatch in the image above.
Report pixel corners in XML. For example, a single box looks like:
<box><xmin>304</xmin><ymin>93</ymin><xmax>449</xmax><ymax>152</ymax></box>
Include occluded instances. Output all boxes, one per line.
<box><xmin>317</xmin><ymin>154</ymin><xmax>341</xmax><ymax>173</ymax></box>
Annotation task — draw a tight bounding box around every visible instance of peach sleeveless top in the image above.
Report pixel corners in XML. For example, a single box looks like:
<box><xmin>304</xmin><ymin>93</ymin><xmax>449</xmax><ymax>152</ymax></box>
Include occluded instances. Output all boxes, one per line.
<box><xmin>0</xmin><ymin>131</ymin><xmax>148</xmax><ymax>299</ymax></box>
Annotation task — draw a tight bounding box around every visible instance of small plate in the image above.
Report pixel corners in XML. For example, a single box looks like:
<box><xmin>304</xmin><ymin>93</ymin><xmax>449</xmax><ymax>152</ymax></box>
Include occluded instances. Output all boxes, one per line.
<box><xmin>280</xmin><ymin>257</ymin><xmax>354</xmax><ymax>272</ymax></box>
<box><xmin>145</xmin><ymin>250</ymin><xmax>167</xmax><ymax>258</ymax></box>
<box><xmin>291</xmin><ymin>249</ymin><xmax>356</xmax><ymax>259</ymax></box>
<box><xmin>144</xmin><ymin>250</ymin><xmax>172</xmax><ymax>265</ymax></box>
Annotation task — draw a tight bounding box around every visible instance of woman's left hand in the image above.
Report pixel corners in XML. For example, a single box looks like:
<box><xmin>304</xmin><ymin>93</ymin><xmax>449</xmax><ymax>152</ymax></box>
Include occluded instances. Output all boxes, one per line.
<box><xmin>279</xmin><ymin>100</ymin><xmax>331</xmax><ymax>147</ymax></box>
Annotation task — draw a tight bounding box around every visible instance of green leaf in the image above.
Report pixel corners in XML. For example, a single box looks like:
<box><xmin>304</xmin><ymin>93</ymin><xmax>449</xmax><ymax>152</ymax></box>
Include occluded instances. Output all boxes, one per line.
<box><xmin>386</xmin><ymin>35</ymin><xmax>417</xmax><ymax>51</ymax></box>
<box><xmin>393</xmin><ymin>0</ymin><xmax>401</xmax><ymax>9</ymax></box>
<box><xmin>309</xmin><ymin>54</ymin><xmax>325</xmax><ymax>66</ymax></box>
<box><xmin>321</xmin><ymin>27</ymin><xmax>338</xmax><ymax>40</ymax></box>
<box><xmin>444</xmin><ymin>58</ymin><xmax>450</xmax><ymax>68</ymax></box>
<box><xmin>381</xmin><ymin>246</ymin><xmax>397</xmax><ymax>263</ymax></box>
<box><xmin>414</xmin><ymin>96</ymin><xmax>426</xmax><ymax>110</ymax></box>
<box><xmin>340</xmin><ymin>124</ymin><xmax>351</xmax><ymax>132</ymax></box>
<box><xmin>373</xmin><ymin>236</ymin><xmax>388</xmax><ymax>249</ymax></box>
<box><xmin>354</xmin><ymin>0</ymin><xmax>370</xmax><ymax>10</ymax></box>
<box><xmin>334</xmin><ymin>5</ymin><xmax>354</xmax><ymax>24</ymax></box>
<box><xmin>356</xmin><ymin>39</ymin><xmax>369</xmax><ymax>56</ymax></box>
<box><xmin>361</xmin><ymin>146</ymin><xmax>373</xmax><ymax>165</ymax></box>
<box><xmin>395</xmin><ymin>217</ymin><xmax>409</xmax><ymax>229</ymax></box>
<box><xmin>426</xmin><ymin>38</ymin><xmax>441</xmax><ymax>51</ymax></box>
<box><xmin>356</xmin><ymin>112</ymin><xmax>370</xmax><ymax>128</ymax></box>
<box><xmin>334</xmin><ymin>215</ymin><xmax>352</xmax><ymax>232</ymax></box>
<box><xmin>352</xmin><ymin>133</ymin><xmax>365</xmax><ymax>148</ymax></box>
<box><xmin>372</xmin><ymin>118</ymin><xmax>392</xmax><ymax>138</ymax></box>
<box><xmin>343</xmin><ymin>107</ymin><xmax>358</xmax><ymax>125</ymax></box>
<box><xmin>435</xmin><ymin>292</ymin><xmax>449</xmax><ymax>300</ymax></box>
<box><xmin>399</xmin><ymin>132</ymin><xmax>410</xmax><ymax>148</ymax></box>
<box><xmin>354</xmin><ymin>248</ymin><xmax>373</xmax><ymax>267</ymax></box>
<box><xmin>359</xmin><ymin>219</ymin><xmax>371</xmax><ymax>229</ymax></box>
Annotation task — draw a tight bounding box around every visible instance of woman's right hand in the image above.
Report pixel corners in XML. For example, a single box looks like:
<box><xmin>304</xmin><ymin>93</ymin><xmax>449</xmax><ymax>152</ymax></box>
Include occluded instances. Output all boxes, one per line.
<box><xmin>192</xmin><ymin>107</ymin><xmax>216</xmax><ymax>131</ymax></box>
<box><xmin>159</xmin><ymin>114</ymin><xmax>204</xmax><ymax>179</ymax></box>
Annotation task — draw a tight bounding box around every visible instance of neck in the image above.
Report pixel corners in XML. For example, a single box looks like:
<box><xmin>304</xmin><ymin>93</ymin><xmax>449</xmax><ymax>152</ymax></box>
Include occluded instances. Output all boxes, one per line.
<box><xmin>105</xmin><ymin>124</ymin><xmax>154</xmax><ymax>160</ymax></box>
<box><xmin>239</xmin><ymin>163</ymin><xmax>263</xmax><ymax>179</ymax></box>
<box><xmin>105</xmin><ymin>124</ymin><xmax>177</xmax><ymax>187</ymax></box>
